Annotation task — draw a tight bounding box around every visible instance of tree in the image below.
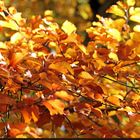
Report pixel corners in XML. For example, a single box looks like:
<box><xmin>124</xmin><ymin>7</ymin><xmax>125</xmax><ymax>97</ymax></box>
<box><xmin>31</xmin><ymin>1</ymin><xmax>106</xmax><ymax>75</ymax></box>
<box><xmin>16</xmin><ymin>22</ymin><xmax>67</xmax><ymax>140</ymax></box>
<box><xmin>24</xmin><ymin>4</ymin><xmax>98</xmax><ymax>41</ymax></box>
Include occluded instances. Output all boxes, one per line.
<box><xmin>0</xmin><ymin>0</ymin><xmax>140</xmax><ymax>138</ymax></box>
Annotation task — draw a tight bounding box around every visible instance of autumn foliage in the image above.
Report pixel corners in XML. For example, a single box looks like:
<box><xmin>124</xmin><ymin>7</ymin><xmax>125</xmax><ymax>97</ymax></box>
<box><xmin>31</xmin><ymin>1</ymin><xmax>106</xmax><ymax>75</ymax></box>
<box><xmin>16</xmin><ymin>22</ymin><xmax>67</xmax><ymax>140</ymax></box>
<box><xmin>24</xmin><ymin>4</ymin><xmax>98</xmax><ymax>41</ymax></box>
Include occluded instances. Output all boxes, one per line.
<box><xmin>0</xmin><ymin>0</ymin><xmax>140</xmax><ymax>138</ymax></box>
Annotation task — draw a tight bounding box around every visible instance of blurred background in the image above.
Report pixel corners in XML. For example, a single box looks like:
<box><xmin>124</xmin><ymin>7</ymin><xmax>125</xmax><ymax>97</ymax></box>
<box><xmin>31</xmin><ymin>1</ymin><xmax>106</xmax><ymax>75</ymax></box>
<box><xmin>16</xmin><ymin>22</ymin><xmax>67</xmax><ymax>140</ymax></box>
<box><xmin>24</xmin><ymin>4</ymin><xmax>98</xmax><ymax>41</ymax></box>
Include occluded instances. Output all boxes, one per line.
<box><xmin>2</xmin><ymin>0</ymin><xmax>140</xmax><ymax>37</ymax></box>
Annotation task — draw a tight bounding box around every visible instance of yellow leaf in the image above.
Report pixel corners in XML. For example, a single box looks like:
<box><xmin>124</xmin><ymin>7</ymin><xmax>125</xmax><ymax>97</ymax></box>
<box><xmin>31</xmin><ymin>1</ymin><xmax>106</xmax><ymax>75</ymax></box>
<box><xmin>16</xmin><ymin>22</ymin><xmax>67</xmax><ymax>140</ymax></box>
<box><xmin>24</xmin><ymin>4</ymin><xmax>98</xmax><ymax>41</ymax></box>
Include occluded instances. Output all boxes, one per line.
<box><xmin>106</xmin><ymin>5</ymin><xmax>125</xmax><ymax>17</ymax></box>
<box><xmin>78</xmin><ymin>44</ymin><xmax>88</xmax><ymax>55</ymax></box>
<box><xmin>0</xmin><ymin>20</ymin><xmax>19</xmax><ymax>30</ymax></box>
<box><xmin>62</xmin><ymin>20</ymin><xmax>77</xmax><ymax>35</ymax></box>
<box><xmin>43</xmin><ymin>99</ymin><xmax>65</xmax><ymax>115</ymax></box>
<box><xmin>108</xmin><ymin>52</ymin><xmax>119</xmax><ymax>61</ymax></box>
<box><xmin>11</xmin><ymin>32</ymin><xmax>23</xmax><ymax>44</ymax></box>
<box><xmin>133</xmin><ymin>25</ymin><xmax>140</xmax><ymax>32</ymax></box>
<box><xmin>108</xmin><ymin>111</ymin><xmax>117</xmax><ymax>116</ymax></box>
<box><xmin>0</xmin><ymin>42</ymin><xmax>8</xmax><ymax>49</ymax></box>
<box><xmin>107</xmin><ymin>95</ymin><xmax>121</xmax><ymax>106</ymax></box>
<box><xmin>126</xmin><ymin>0</ymin><xmax>135</xmax><ymax>6</ymax></box>
<box><xmin>107</xmin><ymin>28</ymin><xmax>121</xmax><ymax>41</ymax></box>
<box><xmin>55</xmin><ymin>91</ymin><xmax>74</xmax><ymax>101</ymax></box>
<box><xmin>78</xmin><ymin>71</ymin><xmax>93</xmax><ymax>80</ymax></box>
<box><xmin>130</xmin><ymin>13</ymin><xmax>140</xmax><ymax>23</ymax></box>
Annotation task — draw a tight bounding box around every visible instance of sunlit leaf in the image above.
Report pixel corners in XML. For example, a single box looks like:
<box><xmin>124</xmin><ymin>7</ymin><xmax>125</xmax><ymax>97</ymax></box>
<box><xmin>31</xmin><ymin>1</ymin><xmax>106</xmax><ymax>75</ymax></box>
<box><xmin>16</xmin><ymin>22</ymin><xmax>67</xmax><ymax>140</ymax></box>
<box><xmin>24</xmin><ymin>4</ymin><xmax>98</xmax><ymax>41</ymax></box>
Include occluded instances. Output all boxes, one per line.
<box><xmin>106</xmin><ymin>5</ymin><xmax>125</xmax><ymax>17</ymax></box>
<box><xmin>107</xmin><ymin>28</ymin><xmax>121</xmax><ymax>41</ymax></box>
<box><xmin>130</xmin><ymin>13</ymin><xmax>140</xmax><ymax>23</ymax></box>
<box><xmin>126</xmin><ymin>0</ymin><xmax>135</xmax><ymax>6</ymax></box>
<box><xmin>108</xmin><ymin>52</ymin><xmax>119</xmax><ymax>61</ymax></box>
<box><xmin>43</xmin><ymin>99</ymin><xmax>65</xmax><ymax>115</ymax></box>
<box><xmin>11</xmin><ymin>32</ymin><xmax>24</xmax><ymax>44</ymax></box>
<box><xmin>133</xmin><ymin>25</ymin><xmax>140</xmax><ymax>32</ymax></box>
<box><xmin>0</xmin><ymin>20</ymin><xmax>19</xmax><ymax>30</ymax></box>
<box><xmin>62</xmin><ymin>20</ymin><xmax>77</xmax><ymax>35</ymax></box>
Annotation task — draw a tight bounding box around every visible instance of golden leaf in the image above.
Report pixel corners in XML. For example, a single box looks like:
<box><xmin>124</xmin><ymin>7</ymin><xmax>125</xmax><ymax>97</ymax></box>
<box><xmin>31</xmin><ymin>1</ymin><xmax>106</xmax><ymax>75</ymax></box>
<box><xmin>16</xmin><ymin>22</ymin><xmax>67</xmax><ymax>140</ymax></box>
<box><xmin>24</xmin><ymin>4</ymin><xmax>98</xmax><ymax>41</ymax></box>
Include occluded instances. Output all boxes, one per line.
<box><xmin>10</xmin><ymin>50</ymin><xmax>27</xmax><ymax>67</ymax></box>
<box><xmin>107</xmin><ymin>28</ymin><xmax>121</xmax><ymax>41</ymax></box>
<box><xmin>133</xmin><ymin>25</ymin><xmax>140</xmax><ymax>32</ymax></box>
<box><xmin>11</xmin><ymin>32</ymin><xmax>23</xmax><ymax>44</ymax></box>
<box><xmin>0</xmin><ymin>42</ymin><xmax>8</xmax><ymax>49</ymax></box>
<box><xmin>78</xmin><ymin>71</ymin><xmax>93</xmax><ymax>80</ymax></box>
<box><xmin>0</xmin><ymin>20</ymin><xmax>19</xmax><ymax>30</ymax></box>
<box><xmin>61</xmin><ymin>20</ymin><xmax>77</xmax><ymax>35</ymax></box>
<box><xmin>106</xmin><ymin>5</ymin><xmax>125</xmax><ymax>17</ymax></box>
<box><xmin>55</xmin><ymin>90</ymin><xmax>74</xmax><ymax>101</ymax></box>
<box><xmin>108</xmin><ymin>52</ymin><xmax>119</xmax><ymax>61</ymax></box>
<box><xmin>126</xmin><ymin>0</ymin><xmax>135</xmax><ymax>6</ymax></box>
<box><xmin>49</xmin><ymin>61</ymin><xmax>74</xmax><ymax>75</ymax></box>
<box><xmin>130</xmin><ymin>13</ymin><xmax>140</xmax><ymax>23</ymax></box>
<box><xmin>78</xmin><ymin>44</ymin><xmax>88</xmax><ymax>55</ymax></box>
<box><xmin>43</xmin><ymin>99</ymin><xmax>65</xmax><ymax>115</ymax></box>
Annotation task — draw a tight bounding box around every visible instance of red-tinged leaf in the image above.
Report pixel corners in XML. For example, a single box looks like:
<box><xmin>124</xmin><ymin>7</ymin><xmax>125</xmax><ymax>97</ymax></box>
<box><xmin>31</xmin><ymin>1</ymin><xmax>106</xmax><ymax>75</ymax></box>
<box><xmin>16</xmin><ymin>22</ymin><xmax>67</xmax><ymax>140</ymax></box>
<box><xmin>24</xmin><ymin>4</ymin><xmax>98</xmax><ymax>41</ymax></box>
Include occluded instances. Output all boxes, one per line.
<box><xmin>52</xmin><ymin>115</ymin><xmax>65</xmax><ymax>128</ymax></box>
<box><xmin>43</xmin><ymin>99</ymin><xmax>65</xmax><ymax>115</ymax></box>
<box><xmin>0</xmin><ymin>104</ymin><xmax>7</xmax><ymax>112</ymax></box>
<box><xmin>0</xmin><ymin>122</ymin><xmax>5</xmax><ymax>130</ymax></box>
<box><xmin>91</xmin><ymin>108</ymin><xmax>103</xmax><ymax>118</ymax></box>
<box><xmin>21</xmin><ymin>109</ymin><xmax>31</xmax><ymax>124</ymax></box>
<box><xmin>37</xmin><ymin>112</ymin><xmax>51</xmax><ymax>127</ymax></box>
<box><xmin>8</xmin><ymin>123</ymin><xmax>27</xmax><ymax>137</ymax></box>
<box><xmin>0</xmin><ymin>94</ymin><xmax>15</xmax><ymax>105</ymax></box>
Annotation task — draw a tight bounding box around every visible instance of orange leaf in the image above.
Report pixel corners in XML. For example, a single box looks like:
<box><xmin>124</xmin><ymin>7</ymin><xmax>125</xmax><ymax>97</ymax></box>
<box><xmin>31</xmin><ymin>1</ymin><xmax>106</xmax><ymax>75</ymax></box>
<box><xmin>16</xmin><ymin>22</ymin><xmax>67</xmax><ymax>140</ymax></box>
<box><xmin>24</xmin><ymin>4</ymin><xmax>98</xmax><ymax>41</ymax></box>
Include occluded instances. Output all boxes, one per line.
<box><xmin>21</xmin><ymin>109</ymin><xmax>31</xmax><ymax>123</ymax></box>
<box><xmin>43</xmin><ymin>99</ymin><xmax>65</xmax><ymax>115</ymax></box>
<box><xmin>107</xmin><ymin>96</ymin><xmax>121</xmax><ymax>106</ymax></box>
<box><xmin>78</xmin><ymin>71</ymin><xmax>93</xmax><ymax>80</ymax></box>
<box><xmin>49</xmin><ymin>61</ymin><xmax>74</xmax><ymax>75</ymax></box>
<box><xmin>10</xmin><ymin>51</ymin><xmax>27</xmax><ymax>67</ymax></box>
<box><xmin>55</xmin><ymin>90</ymin><xmax>74</xmax><ymax>101</ymax></box>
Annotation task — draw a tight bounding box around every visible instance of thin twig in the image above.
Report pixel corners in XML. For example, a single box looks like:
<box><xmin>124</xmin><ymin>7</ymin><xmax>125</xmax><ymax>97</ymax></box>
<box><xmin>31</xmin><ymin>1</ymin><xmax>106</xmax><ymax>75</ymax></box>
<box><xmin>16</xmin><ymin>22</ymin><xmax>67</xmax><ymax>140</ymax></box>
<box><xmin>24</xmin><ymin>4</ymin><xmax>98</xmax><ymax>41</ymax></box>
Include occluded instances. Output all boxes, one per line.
<box><xmin>65</xmin><ymin>115</ymin><xmax>79</xmax><ymax>137</ymax></box>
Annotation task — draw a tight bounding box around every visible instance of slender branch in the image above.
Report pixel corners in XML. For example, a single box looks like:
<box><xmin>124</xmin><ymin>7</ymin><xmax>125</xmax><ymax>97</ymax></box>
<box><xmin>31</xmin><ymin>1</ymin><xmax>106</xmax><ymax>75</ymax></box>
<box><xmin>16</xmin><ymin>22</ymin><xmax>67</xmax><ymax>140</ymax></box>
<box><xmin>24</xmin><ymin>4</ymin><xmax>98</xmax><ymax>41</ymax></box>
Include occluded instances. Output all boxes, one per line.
<box><xmin>101</xmin><ymin>75</ymin><xmax>140</xmax><ymax>89</ymax></box>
